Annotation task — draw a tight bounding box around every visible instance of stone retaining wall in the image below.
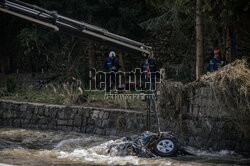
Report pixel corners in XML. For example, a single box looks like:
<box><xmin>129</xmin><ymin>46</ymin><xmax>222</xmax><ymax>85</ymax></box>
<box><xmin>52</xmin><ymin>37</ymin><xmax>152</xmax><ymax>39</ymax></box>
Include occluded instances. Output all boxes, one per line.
<box><xmin>0</xmin><ymin>100</ymin><xmax>152</xmax><ymax>136</ymax></box>
<box><xmin>159</xmin><ymin>85</ymin><xmax>250</xmax><ymax>155</ymax></box>
<box><xmin>1</xmin><ymin>91</ymin><xmax>249</xmax><ymax>156</ymax></box>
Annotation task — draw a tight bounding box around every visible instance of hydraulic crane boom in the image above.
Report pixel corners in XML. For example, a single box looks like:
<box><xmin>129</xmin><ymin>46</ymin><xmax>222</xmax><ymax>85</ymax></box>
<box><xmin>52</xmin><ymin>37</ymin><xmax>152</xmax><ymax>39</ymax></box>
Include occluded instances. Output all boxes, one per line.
<box><xmin>0</xmin><ymin>0</ymin><xmax>152</xmax><ymax>56</ymax></box>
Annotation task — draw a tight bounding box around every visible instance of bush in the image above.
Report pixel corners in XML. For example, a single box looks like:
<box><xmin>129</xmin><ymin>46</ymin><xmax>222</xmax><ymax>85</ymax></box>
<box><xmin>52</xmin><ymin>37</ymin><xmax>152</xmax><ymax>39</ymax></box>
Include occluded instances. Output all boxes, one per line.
<box><xmin>5</xmin><ymin>76</ymin><xmax>16</xmax><ymax>93</ymax></box>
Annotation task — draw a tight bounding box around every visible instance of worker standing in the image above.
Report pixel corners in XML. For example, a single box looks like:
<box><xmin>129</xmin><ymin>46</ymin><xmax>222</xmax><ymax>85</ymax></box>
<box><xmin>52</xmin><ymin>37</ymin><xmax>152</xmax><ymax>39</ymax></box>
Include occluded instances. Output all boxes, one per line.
<box><xmin>141</xmin><ymin>54</ymin><xmax>156</xmax><ymax>91</ymax></box>
<box><xmin>209</xmin><ymin>49</ymin><xmax>226</xmax><ymax>72</ymax></box>
<box><xmin>104</xmin><ymin>51</ymin><xmax>120</xmax><ymax>92</ymax></box>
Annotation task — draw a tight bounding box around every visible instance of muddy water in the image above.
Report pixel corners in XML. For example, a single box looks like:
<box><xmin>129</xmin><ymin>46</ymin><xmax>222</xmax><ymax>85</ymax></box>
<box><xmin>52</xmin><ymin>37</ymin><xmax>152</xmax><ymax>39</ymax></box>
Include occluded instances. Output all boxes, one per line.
<box><xmin>0</xmin><ymin>128</ymin><xmax>249</xmax><ymax>166</ymax></box>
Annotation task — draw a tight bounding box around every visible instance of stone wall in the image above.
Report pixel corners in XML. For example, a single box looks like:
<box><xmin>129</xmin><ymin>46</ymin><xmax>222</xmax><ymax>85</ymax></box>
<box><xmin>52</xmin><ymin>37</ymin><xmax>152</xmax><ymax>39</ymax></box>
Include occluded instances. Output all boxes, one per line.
<box><xmin>0</xmin><ymin>99</ymin><xmax>150</xmax><ymax>136</ymax></box>
<box><xmin>1</xmin><ymin>89</ymin><xmax>249</xmax><ymax>156</ymax></box>
<box><xmin>159</xmin><ymin>85</ymin><xmax>250</xmax><ymax>155</ymax></box>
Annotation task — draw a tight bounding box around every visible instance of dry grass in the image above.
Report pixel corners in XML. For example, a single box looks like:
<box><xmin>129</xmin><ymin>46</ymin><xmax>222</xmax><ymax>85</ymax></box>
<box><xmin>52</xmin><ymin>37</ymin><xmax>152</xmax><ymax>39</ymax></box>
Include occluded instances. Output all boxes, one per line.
<box><xmin>1</xmin><ymin>80</ymin><xmax>146</xmax><ymax>111</ymax></box>
<box><xmin>200</xmin><ymin>59</ymin><xmax>250</xmax><ymax>139</ymax></box>
<box><xmin>160</xmin><ymin>59</ymin><xmax>250</xmax><ymax>139</ymax></box>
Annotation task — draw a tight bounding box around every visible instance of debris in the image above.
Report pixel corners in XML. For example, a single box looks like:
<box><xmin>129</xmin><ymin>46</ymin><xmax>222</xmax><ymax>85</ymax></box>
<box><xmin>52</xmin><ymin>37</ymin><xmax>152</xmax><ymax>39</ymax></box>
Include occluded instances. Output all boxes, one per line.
<box><xmin>159</xmin><ymin>59</ymin><xmax>250</xmax><ymax>139</ymax></box>
<box><xmin>75</xmin><ymin>94</ymin><xmax>88</xmax><ymax>104</ymax></box>
<box><xmin>107</xmin><ymin>131</ymin><xmax>186</xmax><ymax>158</ymax></box>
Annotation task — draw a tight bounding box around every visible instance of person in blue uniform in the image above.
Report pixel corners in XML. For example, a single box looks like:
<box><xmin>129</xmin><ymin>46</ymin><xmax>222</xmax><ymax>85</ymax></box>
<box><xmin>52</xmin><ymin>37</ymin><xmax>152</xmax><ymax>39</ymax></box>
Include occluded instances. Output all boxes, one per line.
<box><xmin>141</xmin><ymin>54</ymin><xmax>156</xmax><ymax>90</ymax></box>
<box><xmin>104</xmin><ymin>51</ymin><xmax>120</xmax><ymax>91</ymax></box>
<box><xmin>209</xmin><ymin>49</ymin><xmax>226</xmax><ymax>72</ymax></box>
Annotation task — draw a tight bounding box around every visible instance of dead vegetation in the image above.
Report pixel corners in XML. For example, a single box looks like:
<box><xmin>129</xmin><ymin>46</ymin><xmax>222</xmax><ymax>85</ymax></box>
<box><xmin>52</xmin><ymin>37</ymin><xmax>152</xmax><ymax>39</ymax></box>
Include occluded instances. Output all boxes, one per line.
<box><xmin>1</xmin><ymin>77</ymin><xmax>146</xmax><ymax>111</ymax></box>
<box><xmin>160</xmin><ymin>59</ymin><xmax>250</xmax><ymax>139</ymax></box>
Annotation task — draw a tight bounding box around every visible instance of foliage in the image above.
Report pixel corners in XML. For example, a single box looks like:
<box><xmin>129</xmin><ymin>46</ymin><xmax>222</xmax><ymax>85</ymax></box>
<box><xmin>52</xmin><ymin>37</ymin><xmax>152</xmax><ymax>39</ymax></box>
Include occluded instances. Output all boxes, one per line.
<box><xmin>5</xmin><ymin>76</ymin><xmax>16</xmax><ymax>93</ymax></box>
<box><xmin>0</xmin><ymin>0</ymin><xmax>249</xmax><ymax>82</ymax></box>
<box><xmin>138</xmin><ymin>0</ymin><xmax>249</xmax><ymax>82</ymax></box>
<box><xmin>140</xmin><ymin>0</ymin><xmax>196</xmax><ymax>82</ymax></box>
<box><xmin>2</xmin><ymin>0</ymin><xmax>160</xmax><ymax>83</ymax></box>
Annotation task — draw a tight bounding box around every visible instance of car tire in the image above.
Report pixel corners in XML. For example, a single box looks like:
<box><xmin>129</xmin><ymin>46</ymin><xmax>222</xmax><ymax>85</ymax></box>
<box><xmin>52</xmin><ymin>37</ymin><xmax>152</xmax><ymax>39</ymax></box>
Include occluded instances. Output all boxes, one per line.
<box><xmin>153</xmin><ymin>137</ymin><xmax>178</xmax><ymax>157</ymax></box>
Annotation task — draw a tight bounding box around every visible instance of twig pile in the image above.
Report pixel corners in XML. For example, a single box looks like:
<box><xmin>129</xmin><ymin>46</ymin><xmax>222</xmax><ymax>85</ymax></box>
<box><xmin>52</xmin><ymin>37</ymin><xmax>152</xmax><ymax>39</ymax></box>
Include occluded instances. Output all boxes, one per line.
<box><xmin>160</xmin><ymin>59</ymin><xmax>250</xmax><ymax>139</ymax></box>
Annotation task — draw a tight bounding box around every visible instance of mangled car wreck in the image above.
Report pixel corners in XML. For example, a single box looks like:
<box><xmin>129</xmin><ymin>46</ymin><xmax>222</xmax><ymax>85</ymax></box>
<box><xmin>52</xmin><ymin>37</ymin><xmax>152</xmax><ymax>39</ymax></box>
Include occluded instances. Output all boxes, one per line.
<box><xmin>108</xmin><ymin>131</ymin><xmax>187</xmax><ymax>158</ymax></box>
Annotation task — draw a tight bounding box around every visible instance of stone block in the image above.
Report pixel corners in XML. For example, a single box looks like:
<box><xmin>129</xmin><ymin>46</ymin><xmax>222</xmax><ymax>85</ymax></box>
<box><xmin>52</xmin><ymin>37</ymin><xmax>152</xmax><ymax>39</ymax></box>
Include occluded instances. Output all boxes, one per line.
<box><xmin>67</xmin><ymin>120</ymin><xmax>73</xmax><ymax>126</ymax></box>
<box><xmin>47</xmin><ymin>120</ymin><xmax>57</xmax><ymax>129</ymax></box>
<box><xmin>80</xmin><ymin>126</ymin><xmax>86</xmax><ymax>133</ymax></box>
<box><xmin>139</xmin><ymin>124</ymin><xmax>146</xmax><ymax>131</ymax></box>
<box><xmin>0</xmin><ymin>109</ymin><xmax>3</xmax><ymax>117</ymax></box>
<box><xmin>2</xmin><ymin>112</ymin><xmax>7</xmax><ymax>119</ymax></box>
<box><xmin>13</xmin><ymin>119</ymin><xmax>21</xmax><ymax>127</ymax></box>
<box><xmin>57</xmin><ymin>119</ymin><xmax>67</xmax><ymax>126</ymax></box>
<box><xmin>95</xmin><ymin>119</ymin><xmax>102</xmax><ymax>127</ymax></box>
<box><xmin>92</xmin><ymin>110</ymin><xmax>99</xmax><ymax>119</ymax></box>
<box><xmin>23</xmin><ymin>119</ymin><xmax>30</xmax><ymax>124</ymax></box>
<box><xmin>38</xmin><ymin>107</ymin><xmax>44</xmax><ymax>116</ymax></box>
<box><xmin>108</xmin><ymin>120</ymin><xmax>116</xmax><ymax>128</ymax></box>
<box><xmin>101</xmin><ymin>120</ymin><xmax>109</xmax><ymax>128</ymax></box>
<box><xmin>83</xmin><ymin>109</ymin><xmax>90</xmax><ymax>118</ymax></box>
<box><xmin>26</xmin><ymin>113</ymin><xmax>32</xmax><ymax>120</ymax></box>
<box><xmin>126</xmin><ymin>120</ymin><xmax>133</xmax><ymax>130</ymax></box>
<box><xmin>74</xmin><ymin>116</ymin><xmax>82</xmax><ymax>127</ymax></box>
<box><xmin>41</xmin><ymin>125</ymin><xmax>48</xmax><ymax>130</ymax></box>
<box><xmin>103</xmin><ymin>112</ymin><xmax>109</xmax><ymax>119</ymax></box>
<box><xmin>6</xmin><ymin>110</ymin><xmax>13</xmax><ymax>119</ymax></box>
<box><xmin>39</xmin><ymin>118</ymin><xmax>48</xmax><ymax>125</ymax></box>
<box><xmin>3</xmin><ymin>119</ymin><xmax>10</xmax><ymax>126</ymax></box>
<box><xmin>95</xmin><ymin>128</ymin><xmax>105</xmax><ymax>135</ymax></box>
<box><xmin>33</xmin><ymin>124</ymin><xmax>39</xmax><ymax>129</ymax></box>
<box><xmin>99</xmin><ymin>111</ymin><xmax>104</xmax><ymax>119</ymax></box>
<box><xmin>81</xmin><ymin>117</ymin><xmax>87</xmax><ymax>127</ymax></box>
<box><xmin>58</xmin><ymin>110</ymin><xmax>65</xmax><ymax>119</ymax></box>
<box><xmin>12</xmin><ymin>111</ymin><xmax>18</xmax><ymax>118</ymax></box>
<box><xmin>64</xmin><ymin>107</ymin><xmax>75</xmax><ymax>119</ymax></box>
<box><xmin>85</xmin><ymin>125</ymin><xmax>95</xmax><ymax>133</ymax></box>
<box><xmin>20</xmin><ymin>104</ymin><xmax>28</xmax><ymax>112</ymax></box>
<box><xmin>109</xmin><ymin>112</ymin><xmax>117</xmax><ymax>120</ymax></box>
<box><xmin>86</xmin><ymin>117</ymin><xmax>94</xmax><ymax>124</ymax></box>
<box><xmin>61</xmin><ymin>126</ymin><xmax>69</xmax><ymax>131</ymax></box>
<box><xmin>109</xmin><ymin>129</ymin><xmax>117</xmax><ymax>136</ymax></box>
<box><xmin>67</xmin><ymin>126</ymin><xmax>73</xmax><ymax>131</ymax></box>
<box><xmin>78</xmin><ymin>108</ymin><xmax>89</xmax><ymax>118</ymax></box>
<box><xmin>44</xmin><ymin>107</ymin><xmax>50</xmax><ymax>117</ymax></box>
<box><xmin>34</xmin><ymin>106</ymin><xmax>39</xmax><ymax>115</ymax></box>
<box><xmin>52</xmin><ymin>108</ymin><xmax>59</xmax><ymax>118</ymax></box>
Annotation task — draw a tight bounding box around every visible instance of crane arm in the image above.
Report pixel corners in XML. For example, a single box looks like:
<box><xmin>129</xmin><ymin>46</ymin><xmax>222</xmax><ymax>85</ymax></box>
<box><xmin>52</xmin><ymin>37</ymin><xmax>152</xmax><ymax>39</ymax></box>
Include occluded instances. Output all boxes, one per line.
<box><xmin>0</xmin><ymin>0</ymin><xmax>152</xmax><ymax>55</ymax></box>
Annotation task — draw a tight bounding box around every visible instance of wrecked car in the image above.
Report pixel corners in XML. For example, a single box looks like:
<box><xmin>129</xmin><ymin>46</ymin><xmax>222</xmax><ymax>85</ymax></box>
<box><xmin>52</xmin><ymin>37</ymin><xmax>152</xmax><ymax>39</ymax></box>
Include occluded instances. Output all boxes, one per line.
<box><xmin>108</xmin><ymin>131</ymin><xmax>186</xmax><ymax>158</ymax></box>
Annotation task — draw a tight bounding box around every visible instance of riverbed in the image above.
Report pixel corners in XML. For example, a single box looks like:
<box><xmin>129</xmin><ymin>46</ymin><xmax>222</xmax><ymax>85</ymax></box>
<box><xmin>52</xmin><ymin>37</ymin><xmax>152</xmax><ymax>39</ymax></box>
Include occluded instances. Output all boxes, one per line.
<box><xmin>0</xmin><ymin>128</ymin><xmax>249</xmax><ymax>166</ymax></box>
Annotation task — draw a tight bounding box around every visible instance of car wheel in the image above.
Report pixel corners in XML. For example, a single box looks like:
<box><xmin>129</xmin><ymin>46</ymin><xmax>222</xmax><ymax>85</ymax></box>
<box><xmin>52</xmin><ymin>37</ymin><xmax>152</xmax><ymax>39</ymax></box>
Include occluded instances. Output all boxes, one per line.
<box><xmin>153</xmin><ymin>137</ymin><xmax>178</xmax><ymax>157</ymax></box>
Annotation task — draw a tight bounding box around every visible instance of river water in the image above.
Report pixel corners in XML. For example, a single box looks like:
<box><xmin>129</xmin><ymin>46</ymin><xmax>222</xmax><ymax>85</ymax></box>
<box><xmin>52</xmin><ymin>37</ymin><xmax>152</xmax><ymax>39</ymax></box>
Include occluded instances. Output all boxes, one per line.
<box><xmin>0</xmin><ymin>128</ymin><xmax>249</xmax><ymax>166</ymax></box>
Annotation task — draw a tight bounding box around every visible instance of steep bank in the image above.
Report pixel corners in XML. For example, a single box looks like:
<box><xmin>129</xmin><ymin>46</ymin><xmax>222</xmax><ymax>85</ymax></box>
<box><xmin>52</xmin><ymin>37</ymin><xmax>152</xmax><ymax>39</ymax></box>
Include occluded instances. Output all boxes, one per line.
<box><xmin>158</xmin><ymin>60</ymin><xmax>250</xmax><ymax>155</ymax></box>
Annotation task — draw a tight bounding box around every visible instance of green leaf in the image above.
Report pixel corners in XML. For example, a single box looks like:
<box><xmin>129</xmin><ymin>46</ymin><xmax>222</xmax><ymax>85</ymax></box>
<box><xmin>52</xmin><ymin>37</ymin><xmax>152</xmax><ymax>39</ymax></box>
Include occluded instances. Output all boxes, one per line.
<box><xmin>229</xmin><ymin>10</ymin><xmax>233</xmax><ymax>16</ymax></box>
<box><xmin>243</xmin><ymin>5</ymin><xmax>248</xmax><ymax>12</ymax></box>
<box><xmin>220</xmin><ymin>9</ymin><xmax>228</xmax><ymax>18</ymax></box>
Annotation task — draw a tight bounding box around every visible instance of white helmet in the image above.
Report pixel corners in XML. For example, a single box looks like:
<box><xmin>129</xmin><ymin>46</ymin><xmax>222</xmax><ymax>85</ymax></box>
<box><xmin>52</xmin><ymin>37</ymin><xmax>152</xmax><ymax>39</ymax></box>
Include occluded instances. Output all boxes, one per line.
<box><xmin>109</xmin><ymin>51</ymin><xmax>116</xmax><ymax>58</ymax></box>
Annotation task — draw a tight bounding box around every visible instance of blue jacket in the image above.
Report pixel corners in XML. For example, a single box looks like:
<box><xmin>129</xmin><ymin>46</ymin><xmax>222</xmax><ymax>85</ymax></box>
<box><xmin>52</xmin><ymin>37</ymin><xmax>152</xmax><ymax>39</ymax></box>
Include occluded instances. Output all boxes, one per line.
<box><xmin>141</xmin><ymin>59</ymin><xmax>156</xmax><ymax>78</ymax></box>
<box><xmin>105</xmin><ymin>57</ymin><xmax>120</xmax><ymax>72</ymax></box>
<box><xmin>209</xmin><ymin>58</ymin><xmax>225</xmax><ymax>72</ymax></box>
